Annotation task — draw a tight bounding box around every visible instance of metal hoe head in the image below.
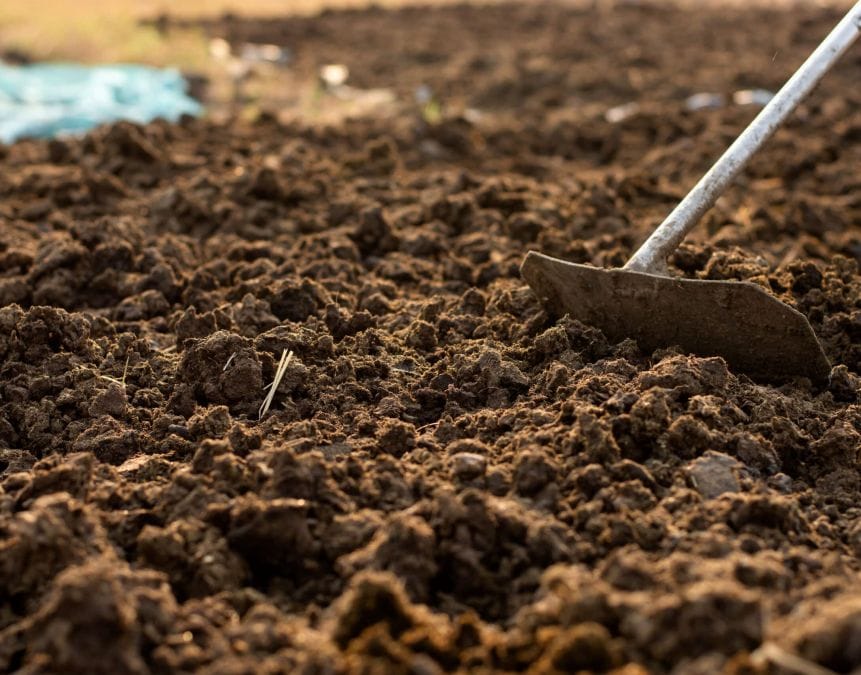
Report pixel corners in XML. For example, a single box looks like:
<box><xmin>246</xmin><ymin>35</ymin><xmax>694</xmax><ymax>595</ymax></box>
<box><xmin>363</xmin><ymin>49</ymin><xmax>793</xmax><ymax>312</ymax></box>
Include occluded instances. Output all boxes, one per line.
<box><xmin>521</xmin><ymin>4</ymin><xmax>859</xmax><ymax>384</ymax></box>
<box><xmin>521</xmin><ymin>252</ymin><xmax>831</xmax><ymax>384</ymax></box>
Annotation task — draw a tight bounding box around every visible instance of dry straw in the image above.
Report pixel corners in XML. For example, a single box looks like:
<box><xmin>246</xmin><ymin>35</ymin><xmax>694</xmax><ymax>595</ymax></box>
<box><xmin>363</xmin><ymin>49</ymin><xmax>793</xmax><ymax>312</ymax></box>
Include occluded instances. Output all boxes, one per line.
<box><xmin>259</xmin><ymin>349</ymin><xmax>293</xmax><ymax>419</ymax></box>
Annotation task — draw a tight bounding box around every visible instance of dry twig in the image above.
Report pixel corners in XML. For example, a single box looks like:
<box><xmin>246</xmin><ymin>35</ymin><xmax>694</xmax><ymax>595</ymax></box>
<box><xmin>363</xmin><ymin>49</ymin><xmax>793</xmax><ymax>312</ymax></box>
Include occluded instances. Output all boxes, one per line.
<box><xmin>259</xmin><ymin>349</ymin><xmax>293</xmax><ymax>420</ymax></box>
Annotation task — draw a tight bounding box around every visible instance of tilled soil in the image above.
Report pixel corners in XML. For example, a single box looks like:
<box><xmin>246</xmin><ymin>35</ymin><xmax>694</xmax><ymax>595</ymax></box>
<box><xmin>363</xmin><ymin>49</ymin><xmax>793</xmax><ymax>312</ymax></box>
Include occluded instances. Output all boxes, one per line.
<box><xmin>2</xmin><ymin>2</ymin><xmax>861</xmax><ymax>674</ymax></box>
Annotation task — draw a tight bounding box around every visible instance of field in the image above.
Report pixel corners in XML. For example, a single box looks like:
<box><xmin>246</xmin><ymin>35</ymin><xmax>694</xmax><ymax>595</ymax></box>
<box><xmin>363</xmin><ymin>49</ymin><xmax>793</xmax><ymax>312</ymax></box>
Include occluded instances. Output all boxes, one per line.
<box><xmin>1</xmin><ymin>2</ymin><xmax>861</xmax><ymax>674</ymax></box>
<box><xmin>0</xmin><ymin>0</ymin><xmax>503</xmax><ymax>68</ymax></box>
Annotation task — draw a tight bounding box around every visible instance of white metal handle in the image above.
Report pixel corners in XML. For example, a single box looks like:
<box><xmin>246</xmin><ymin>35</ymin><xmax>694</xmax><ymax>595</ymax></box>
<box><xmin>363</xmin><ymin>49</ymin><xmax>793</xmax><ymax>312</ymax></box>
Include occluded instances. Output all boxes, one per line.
<box><xmin>625</xmin><ymin>2</ymin><xmax>861</xmax><ymax>274</ymax></box>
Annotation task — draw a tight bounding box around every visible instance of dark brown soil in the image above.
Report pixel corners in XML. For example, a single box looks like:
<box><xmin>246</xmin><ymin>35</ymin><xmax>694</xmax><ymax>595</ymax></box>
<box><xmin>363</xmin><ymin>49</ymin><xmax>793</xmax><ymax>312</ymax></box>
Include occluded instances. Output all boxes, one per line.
<box><xmin>2</xmin><ymin>3</ymin><xmax>861</xmax><ymax>674</ymax></box>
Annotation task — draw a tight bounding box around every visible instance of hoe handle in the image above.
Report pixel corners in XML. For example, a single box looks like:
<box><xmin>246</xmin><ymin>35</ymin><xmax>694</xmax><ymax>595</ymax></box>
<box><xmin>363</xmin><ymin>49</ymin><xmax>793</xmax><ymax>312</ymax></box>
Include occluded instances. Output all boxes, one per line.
<box><xmin>625</xmin><ymin>2</ymin><xmax>861</xmax><ymax>274</ymax></box>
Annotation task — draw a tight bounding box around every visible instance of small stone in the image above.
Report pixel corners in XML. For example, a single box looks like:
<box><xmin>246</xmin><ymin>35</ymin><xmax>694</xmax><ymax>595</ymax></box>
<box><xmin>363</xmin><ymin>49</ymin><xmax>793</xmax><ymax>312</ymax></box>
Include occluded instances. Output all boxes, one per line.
<box><xmin>734</xmin><ymin>432</ymin><xmax>779</xmax><ymax>474</ymax></box>
<box><xmin>451</xmin><ymin>452</ymin><xmax>487</xmax><ymax>481</ymax></box>
<box><xmin>685</xmin><ymin>451</ymin><xmax>742</xmax><ymax>499</ymax></box>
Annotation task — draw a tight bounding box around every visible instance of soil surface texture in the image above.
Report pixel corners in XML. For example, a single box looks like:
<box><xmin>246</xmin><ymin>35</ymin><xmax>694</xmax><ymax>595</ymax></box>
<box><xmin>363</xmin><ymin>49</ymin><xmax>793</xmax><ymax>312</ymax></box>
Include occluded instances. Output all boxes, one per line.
<box><xmin>2</xmin><ymin>2</ymin><xmax>861</xmax><ymax>674</ymax></box>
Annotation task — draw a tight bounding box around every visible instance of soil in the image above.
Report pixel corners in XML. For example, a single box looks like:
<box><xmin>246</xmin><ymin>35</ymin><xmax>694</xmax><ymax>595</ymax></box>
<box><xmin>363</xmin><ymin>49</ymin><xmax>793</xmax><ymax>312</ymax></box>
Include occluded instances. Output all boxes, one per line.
<box><xmin>2</xmin><ymin>2</ymin><xmax>861</xmax><ymax>674</ymax></box>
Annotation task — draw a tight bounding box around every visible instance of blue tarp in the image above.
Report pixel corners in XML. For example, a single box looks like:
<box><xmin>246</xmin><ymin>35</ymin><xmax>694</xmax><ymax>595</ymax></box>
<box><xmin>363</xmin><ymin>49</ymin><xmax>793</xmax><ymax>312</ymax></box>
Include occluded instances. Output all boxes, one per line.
<box><xmin>0</xmin><ymin>63</ymin><xmax>202</xmax><ymax>143</ymax></box>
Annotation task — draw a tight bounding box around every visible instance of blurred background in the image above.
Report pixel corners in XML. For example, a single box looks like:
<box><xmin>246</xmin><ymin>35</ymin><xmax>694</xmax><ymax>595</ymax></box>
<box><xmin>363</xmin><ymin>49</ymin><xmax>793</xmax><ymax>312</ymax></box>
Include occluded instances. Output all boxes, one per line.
<box><xmin>0</xmin><ymin>0</ymin><xmax>516</xmax><ymax>136</ymax></box>
<box><xmin>0</xmin><ymin>0</ymin><xmax>855</xmax><ymax>140</ymax></box>
<box><xmin>0</xmin><ymin>0</ymin><xmax>474</xmax><ymax>65</ymax></box>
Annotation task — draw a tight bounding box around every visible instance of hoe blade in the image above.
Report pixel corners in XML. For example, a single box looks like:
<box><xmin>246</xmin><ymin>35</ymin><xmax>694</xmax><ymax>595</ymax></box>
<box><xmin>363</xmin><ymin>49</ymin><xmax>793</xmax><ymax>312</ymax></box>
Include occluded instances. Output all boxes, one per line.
<box><xmin>521</xmin><ymin>251</ymin><xmax>831</xmax><ymax>385</ymax></box>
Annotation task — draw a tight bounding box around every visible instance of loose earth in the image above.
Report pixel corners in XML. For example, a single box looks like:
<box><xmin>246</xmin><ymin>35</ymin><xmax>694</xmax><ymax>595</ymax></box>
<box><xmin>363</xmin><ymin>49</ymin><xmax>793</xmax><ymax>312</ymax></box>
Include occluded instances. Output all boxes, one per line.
<box><xmin>1</xmin><ymin>3</ymin><xmax>861</xmax><ymax>674</ymax></box>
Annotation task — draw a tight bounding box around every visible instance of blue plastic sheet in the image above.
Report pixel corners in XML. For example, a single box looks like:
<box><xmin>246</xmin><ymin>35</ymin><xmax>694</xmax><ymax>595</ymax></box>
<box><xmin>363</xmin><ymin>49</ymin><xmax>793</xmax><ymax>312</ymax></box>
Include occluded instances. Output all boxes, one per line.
<box><xmin>0</xmin><ymin>63</ymin><xmax>202</xmax><ymax>143</ymax></box>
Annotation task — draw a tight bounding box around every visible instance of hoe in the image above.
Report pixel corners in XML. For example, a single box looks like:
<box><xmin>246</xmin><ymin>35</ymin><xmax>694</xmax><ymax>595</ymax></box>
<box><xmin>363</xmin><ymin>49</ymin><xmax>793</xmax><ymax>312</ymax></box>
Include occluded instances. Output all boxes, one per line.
<box><xmin>522</xmin><ymin>2</ymin><xmax>861</xmax><ymax>384</ymax></box>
